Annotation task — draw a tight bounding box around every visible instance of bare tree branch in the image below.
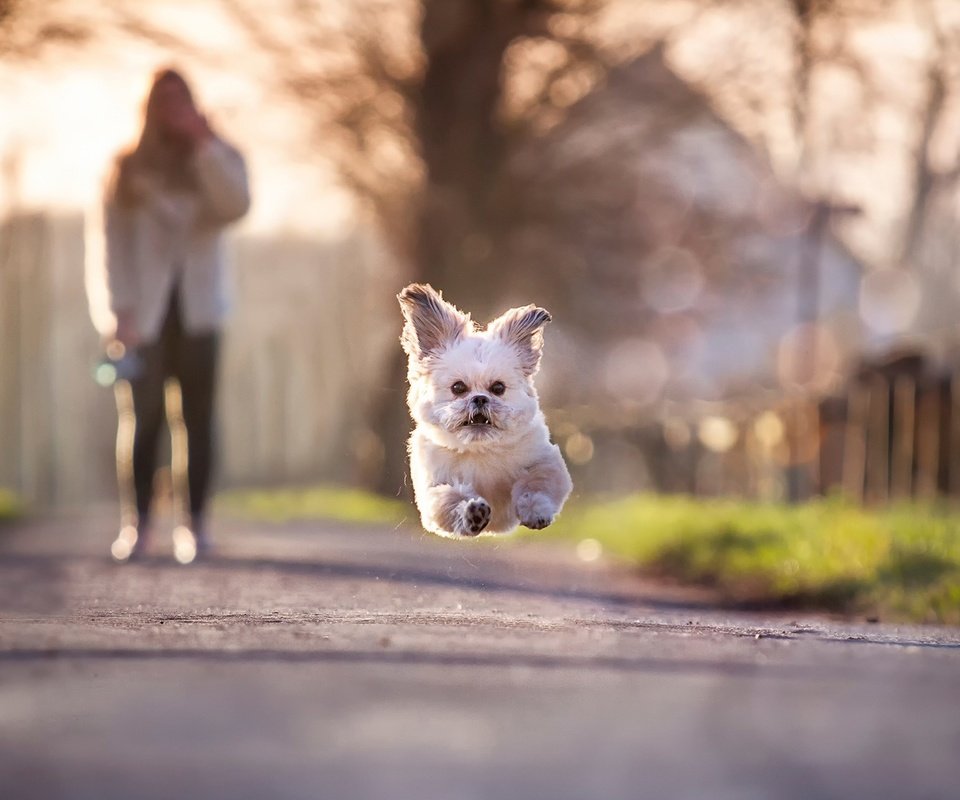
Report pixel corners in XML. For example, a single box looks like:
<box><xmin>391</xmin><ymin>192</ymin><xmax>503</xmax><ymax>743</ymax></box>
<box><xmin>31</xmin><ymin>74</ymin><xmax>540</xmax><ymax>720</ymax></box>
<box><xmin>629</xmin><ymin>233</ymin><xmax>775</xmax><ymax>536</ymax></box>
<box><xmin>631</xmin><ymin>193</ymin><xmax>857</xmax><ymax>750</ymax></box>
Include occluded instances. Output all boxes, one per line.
<box><xmin>0</xmin><ymin>0</ymin><xmax>89</xmax><ymax>57</ymax></box>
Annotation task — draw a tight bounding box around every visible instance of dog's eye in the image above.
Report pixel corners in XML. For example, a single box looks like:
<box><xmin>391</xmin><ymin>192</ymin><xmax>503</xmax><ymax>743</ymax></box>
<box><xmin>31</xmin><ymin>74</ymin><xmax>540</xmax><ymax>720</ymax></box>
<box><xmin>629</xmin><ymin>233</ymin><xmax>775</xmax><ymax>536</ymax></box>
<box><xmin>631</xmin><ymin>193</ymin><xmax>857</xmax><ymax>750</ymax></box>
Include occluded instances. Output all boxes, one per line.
<box><xmin>490</xmin><ymin>381</ymin><xmax>506</xmax><ymax>396</ymax></box>
<box><xmin>451</xmin><ymin>381</ymin><xmax>468</xmax><ymax>396</ymax></box>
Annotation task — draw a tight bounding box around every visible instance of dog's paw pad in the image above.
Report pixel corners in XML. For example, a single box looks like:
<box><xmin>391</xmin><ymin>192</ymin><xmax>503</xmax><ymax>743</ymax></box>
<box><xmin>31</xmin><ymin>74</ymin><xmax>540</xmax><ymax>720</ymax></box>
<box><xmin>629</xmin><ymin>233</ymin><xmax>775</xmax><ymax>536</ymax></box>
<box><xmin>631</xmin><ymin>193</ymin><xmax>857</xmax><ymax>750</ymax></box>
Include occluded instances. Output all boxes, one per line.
<box><xmin>462</xmin><ymin>498</ymin><xmax>491</xmax><ymax>535</ymax></box>
<box><xmin>521</xmin><ymin>514</ymin><xmax>553</xmax><ymax>530</ymax></box>
<box><xmin>516</xmin><ymin>492</ymin><xmax>556</xmax><ymax>531</ymax></box>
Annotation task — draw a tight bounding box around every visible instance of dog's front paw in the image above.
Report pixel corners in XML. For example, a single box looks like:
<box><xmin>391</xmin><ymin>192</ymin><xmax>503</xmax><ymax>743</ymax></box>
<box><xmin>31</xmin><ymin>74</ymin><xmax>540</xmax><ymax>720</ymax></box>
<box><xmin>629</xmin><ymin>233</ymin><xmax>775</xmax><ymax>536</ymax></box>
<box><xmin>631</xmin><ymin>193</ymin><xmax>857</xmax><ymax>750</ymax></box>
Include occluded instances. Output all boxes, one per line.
<box><xmin>460</xmin><ymin>497</ymin><xmax>491</xmax><ymax>536</ymax></box>
<box><xmin>515</xmin><ymin>492</ymin><xmax>557</xmax><ymax>530</ymax></box>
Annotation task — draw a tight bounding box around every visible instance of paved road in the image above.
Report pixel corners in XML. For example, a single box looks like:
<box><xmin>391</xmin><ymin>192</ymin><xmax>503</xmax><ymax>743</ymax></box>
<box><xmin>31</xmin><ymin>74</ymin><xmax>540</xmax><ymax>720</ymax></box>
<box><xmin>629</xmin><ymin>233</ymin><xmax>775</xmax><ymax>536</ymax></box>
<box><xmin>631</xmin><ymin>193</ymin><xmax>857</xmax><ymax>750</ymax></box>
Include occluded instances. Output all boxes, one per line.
<box><xmin>1</xmin><ymin>509</ymin><xmax>959</xmax><ymax>800</ymax></box>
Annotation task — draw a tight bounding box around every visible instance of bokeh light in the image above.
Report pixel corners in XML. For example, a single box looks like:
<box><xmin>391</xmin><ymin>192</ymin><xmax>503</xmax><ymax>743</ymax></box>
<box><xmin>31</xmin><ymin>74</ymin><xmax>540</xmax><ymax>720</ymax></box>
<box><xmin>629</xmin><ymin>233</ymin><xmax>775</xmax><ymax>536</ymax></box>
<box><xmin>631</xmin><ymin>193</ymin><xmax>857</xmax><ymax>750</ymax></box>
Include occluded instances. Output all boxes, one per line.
<box><xmin>859</xmin><ymin>269</ymin><xmax>921</xmax><ymax>336</ymax></box>
<box><xmin>662</xmin><ymin>417</ymin><xmax>692</xmax><ymax>450</ymax></box>
<box><xmin>640</xmin><ymin>246</ymin><xmax>705</xmax><ymax>313</ymax></box>
<box><xmin>753</xmin><ymin>410</ymin><xmax>785</xmax><ymax>450</ymax></box>
<box><xmin>564</xmin><ymin>432</ymin><xmax>595</xmax><ymax>465</ymax></box>
<box><xmin>777</xmin><ymin>323</ymin><xmax>842</xmax><ymax>392</ymax></box>
<box><xmin>94</xmin><ymin>362</ymin><xmax>118</xmax><ymax>388</ymax></box>
<box><xmin>575</xmin><ymin>538</ymin><xmax>603</xmax><ymax>562</ymax></box>
<box><xmin>602</xmin><ymin>338</ymin><xmax>669</xmax><ymax>406</ymax></box>
<box><xmin>698</xmin><ymin>416</ymin><xmax>738</xmax><ymax>453</ymax></box>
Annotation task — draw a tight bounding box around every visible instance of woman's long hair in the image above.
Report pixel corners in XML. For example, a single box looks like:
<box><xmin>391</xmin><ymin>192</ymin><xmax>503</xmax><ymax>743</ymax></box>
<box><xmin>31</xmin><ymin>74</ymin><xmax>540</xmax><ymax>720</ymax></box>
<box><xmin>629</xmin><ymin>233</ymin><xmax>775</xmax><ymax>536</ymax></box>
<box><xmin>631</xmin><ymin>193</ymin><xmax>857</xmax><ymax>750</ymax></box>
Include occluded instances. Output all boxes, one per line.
<box><xmin>110</xmin><ymin>68</ymin><xmax>199</xmax><ymax>207</ymax></box>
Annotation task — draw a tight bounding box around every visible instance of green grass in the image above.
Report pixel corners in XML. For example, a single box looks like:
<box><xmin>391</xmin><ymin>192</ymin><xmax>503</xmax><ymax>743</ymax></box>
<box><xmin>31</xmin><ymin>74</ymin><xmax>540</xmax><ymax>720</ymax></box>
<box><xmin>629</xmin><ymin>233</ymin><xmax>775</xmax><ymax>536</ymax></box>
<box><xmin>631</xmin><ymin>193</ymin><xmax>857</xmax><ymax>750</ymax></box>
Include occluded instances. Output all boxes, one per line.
<box><xmin>0</xmin><ymin>487</ymin><xmax>21</xmax><ymax>522</ymax></box>
<box><xmin>541</xmin><ymin>495</ymin><xmax>960</xmax><ymax>625</ymax></box>
<box><xmin>216</xmin><ymin>483</ymin><xmax>960</xmax><ymax>624</ymax></box>
<box><xmin>217</xmin><ymin>485</ymin><xmax>409</xmax><ymax>527</ymax></box>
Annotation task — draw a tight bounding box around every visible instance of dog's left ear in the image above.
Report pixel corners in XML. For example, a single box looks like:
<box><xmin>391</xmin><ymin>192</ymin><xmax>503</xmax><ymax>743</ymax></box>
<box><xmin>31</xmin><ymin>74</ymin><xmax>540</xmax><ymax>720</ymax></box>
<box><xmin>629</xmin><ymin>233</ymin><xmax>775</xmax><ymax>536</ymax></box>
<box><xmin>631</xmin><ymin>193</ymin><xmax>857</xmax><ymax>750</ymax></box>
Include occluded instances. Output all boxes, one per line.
<box><xmin>488</xmin><ymin>305</ymin><xmax>552</xmax><ymax>375</ymax></box>
<box><xmin>398</xmin><ymin>283</ymin><xmax>471</xmax><ymax>362</ymax></box>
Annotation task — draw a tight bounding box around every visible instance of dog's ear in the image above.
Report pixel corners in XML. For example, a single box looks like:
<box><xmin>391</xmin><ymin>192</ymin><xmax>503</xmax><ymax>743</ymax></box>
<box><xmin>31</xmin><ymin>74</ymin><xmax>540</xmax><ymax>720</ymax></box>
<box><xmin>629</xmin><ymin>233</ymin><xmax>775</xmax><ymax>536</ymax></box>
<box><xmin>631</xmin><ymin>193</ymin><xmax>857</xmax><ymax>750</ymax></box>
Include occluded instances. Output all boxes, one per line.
<box><xmin>488</xmin><ymin>305</ymin><xmax>552</xmax><ymax>375</ymax></box>
<box><xmin>398</xmin><ymin>283</ymin><xmax>471</xmax><ymax>362</ymax></box>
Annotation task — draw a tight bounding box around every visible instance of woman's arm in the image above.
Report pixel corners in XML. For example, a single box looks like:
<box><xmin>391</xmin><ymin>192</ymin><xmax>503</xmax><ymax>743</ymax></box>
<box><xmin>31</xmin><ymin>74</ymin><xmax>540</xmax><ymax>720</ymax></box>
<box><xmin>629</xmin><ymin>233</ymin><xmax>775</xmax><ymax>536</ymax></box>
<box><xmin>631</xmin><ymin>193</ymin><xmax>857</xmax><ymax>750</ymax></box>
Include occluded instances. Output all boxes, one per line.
<box><xmin>103</xmin><ymin>198</ymin><xmax>140</xmax><ymax>345</ymax></box>
<box><xmin>193</xmin><ymin>137</ymin><xmax>251</xmax><ymax>225</ymax></box>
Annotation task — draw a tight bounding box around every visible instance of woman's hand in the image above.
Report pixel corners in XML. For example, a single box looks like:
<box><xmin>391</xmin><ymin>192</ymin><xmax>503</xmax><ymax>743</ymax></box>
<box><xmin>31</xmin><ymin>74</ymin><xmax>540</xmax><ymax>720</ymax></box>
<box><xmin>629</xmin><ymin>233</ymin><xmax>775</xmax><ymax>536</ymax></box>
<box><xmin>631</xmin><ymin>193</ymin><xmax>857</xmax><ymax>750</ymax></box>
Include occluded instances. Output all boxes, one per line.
<box><xmin>113</xmin><ymin>311</ymin><xmax>141</xmax><ymax>350</ymax></box>
<box><xmin>167</xmin><ymin>104</ymin><xmax>213</xmax><ymax>147</ymax></box>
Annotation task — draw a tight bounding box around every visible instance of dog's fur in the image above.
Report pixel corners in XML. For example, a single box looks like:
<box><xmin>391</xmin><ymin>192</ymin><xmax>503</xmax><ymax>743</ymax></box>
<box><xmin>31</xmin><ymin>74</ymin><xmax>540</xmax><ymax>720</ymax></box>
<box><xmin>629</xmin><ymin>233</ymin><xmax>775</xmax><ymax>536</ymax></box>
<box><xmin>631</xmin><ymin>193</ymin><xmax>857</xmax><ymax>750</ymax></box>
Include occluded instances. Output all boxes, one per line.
<box><xmin>398</xmin><ymin>283</ymin><xmax>572</xmax><ymax>538</ymax></box>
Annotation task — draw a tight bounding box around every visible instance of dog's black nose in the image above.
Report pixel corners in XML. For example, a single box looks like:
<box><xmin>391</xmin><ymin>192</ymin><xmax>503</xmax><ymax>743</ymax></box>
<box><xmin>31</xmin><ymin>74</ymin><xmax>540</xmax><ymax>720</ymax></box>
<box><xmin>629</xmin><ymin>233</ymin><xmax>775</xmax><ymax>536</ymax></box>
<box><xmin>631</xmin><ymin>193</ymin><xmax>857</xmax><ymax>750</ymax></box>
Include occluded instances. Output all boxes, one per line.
<box><xmin>471</xmin><ymin>395</ymin><xmax>489</xmax><ymax>408</ymax></box>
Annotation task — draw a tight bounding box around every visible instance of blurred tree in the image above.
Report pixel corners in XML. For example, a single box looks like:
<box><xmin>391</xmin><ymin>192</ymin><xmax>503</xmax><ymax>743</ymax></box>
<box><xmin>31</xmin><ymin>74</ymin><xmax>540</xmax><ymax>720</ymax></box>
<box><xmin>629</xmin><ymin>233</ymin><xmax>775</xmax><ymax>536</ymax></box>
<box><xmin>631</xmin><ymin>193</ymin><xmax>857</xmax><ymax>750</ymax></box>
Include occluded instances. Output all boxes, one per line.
<box><xmin>217</xmin><ymin>0</ymin><xmax>906</xmax><ymax>494</ymax></box>
<box><xmin>900</xmin><ymin>0</ymin><xmax>960</xmax><ymax>265</ymax></box>
<box><xmin>0</xmin><ymin>0</ymin><xmax>88</xmax><ymax>56</ymax></box>
<box><xmin>218</xmin><ymin>0</ymin><xmax>608</xmax><ymax>303</ymax></box>
<box><xmin>216</xmin><ymin>0</ymin><xmax>612</xmax><ymax>492</ymax></box>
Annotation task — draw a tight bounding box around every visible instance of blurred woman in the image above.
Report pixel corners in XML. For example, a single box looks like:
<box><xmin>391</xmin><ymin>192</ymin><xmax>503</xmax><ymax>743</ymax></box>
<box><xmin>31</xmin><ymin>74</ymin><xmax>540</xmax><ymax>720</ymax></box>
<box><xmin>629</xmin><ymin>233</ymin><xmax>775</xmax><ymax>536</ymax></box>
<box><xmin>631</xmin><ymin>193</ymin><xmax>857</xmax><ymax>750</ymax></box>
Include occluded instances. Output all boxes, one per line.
<box><xmin>89</xmin><ymin>67</ymin><xmax>250</xmax><ymax>561</ymax></box>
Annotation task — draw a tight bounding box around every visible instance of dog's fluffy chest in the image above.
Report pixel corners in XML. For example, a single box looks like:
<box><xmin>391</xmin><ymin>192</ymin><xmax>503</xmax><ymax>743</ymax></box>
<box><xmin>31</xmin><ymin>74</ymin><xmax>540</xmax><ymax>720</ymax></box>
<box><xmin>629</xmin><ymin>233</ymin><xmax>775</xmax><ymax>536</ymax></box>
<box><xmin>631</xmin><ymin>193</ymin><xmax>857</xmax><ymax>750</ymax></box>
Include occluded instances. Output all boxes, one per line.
<box><xmin>412</xmin><ymin>429</ymin><xmax>545</xmax><ymax>513</ymax></box>
<box><xmin>426</xmin><ymin>442</ymin><xmax>527</xmax><ymax>530</ymax></box>
<box><xmin>422</xmin><ymin>437</ymin><xmax>527</xmax><ymax>491</ymax></box>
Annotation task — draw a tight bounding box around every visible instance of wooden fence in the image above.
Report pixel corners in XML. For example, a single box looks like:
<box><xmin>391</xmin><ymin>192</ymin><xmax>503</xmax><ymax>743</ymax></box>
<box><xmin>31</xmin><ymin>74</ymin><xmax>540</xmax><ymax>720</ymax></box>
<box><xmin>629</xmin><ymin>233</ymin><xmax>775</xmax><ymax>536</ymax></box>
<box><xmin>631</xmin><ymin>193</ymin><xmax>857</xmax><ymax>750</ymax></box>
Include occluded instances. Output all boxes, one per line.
<box><xmin>818</xmin><ymin>351</ymin><xmax>960</xmax><ymax>503</ymax></box>
<box><xmin>563</xmin><ymin>349</ymin><xmax>960</xmax><ymax>505</ymax></box>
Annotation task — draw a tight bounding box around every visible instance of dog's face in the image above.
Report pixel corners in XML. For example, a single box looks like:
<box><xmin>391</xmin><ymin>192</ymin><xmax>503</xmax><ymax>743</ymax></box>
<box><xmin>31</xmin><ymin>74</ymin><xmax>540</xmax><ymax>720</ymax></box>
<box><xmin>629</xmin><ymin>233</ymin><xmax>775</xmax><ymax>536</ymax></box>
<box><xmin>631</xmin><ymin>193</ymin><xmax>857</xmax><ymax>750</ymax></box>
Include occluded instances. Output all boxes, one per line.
<box><xmin>398</xmin><ymin>284</ymin><xmax>551</xmax><ymax>450</ymax></box>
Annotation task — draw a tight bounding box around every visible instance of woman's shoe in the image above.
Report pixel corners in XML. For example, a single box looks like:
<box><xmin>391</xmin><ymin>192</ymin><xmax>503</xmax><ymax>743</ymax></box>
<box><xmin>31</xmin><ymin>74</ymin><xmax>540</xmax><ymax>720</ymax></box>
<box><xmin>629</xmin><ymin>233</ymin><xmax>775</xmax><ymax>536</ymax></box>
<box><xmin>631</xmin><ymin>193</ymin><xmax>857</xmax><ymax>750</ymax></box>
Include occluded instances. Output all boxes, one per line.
<box><xmin>172</xmin><ymin>524</ymin><xmax>215</xmax><ymax>564</ymax></box>
<box><xmin>111</xmin><ymin>524</ymin><xmax>149</xmax><ymax>562</ymax></box>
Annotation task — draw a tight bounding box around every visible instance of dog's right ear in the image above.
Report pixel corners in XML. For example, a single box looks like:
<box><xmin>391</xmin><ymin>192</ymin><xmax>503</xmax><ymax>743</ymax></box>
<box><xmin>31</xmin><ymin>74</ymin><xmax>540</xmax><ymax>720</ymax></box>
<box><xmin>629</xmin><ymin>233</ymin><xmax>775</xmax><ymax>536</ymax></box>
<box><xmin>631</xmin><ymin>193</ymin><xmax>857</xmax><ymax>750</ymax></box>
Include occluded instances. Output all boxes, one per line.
<box><xmin>398</xmin><ymin>283</ymin><xmax>471</xmax><ymax>361</ymax></box>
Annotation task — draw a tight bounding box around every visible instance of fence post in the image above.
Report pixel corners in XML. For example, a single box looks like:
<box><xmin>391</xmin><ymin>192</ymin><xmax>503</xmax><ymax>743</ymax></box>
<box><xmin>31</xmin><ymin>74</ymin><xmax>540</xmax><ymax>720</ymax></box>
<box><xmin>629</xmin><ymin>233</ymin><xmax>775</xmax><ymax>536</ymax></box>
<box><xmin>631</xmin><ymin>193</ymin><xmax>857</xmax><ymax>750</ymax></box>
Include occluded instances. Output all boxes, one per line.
<box><xmin>949</xmin><ymin>373</ymin><xmax>960</xmax><ymax>501</ymax></box>
<box><xmin>864</xmin><ymin>373</ymin><xmax>890</xmax><ymax>504</ymax></box>
<box><xmin>915</xmin><ymin>379</ymin><xmax>940</xmax><ymax>501</ymax></box>
<box><xmin>890</xmin><ymin>374</ymin><xmax>916</xmax><ymax>500</ymax></box>
<box><xmin>841</xmin><ymin>380</ymin><xmax>868</xmax><ymax>503</ymax></box>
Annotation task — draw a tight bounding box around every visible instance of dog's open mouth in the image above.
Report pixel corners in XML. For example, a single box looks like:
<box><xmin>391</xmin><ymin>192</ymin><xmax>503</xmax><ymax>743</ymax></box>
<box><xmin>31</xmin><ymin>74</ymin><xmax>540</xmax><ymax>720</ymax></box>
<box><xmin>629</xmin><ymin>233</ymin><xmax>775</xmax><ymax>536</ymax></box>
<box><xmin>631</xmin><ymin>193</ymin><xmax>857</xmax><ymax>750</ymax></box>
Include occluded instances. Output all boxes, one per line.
<box><xmin>464</xmin><ymin>411</ymin><xmax>493</xmax><ymax>427</ymax></box>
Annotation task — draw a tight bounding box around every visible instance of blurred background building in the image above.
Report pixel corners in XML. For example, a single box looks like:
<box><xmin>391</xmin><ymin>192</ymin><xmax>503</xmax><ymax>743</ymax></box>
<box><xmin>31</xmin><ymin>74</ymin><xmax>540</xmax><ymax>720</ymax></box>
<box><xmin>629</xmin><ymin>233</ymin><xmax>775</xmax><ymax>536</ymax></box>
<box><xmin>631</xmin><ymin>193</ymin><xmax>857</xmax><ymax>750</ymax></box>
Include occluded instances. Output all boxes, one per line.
<box><xmin>3</xmin><ymin>0</ymin><xmax>960</xmax><ymax>509</ymax></box>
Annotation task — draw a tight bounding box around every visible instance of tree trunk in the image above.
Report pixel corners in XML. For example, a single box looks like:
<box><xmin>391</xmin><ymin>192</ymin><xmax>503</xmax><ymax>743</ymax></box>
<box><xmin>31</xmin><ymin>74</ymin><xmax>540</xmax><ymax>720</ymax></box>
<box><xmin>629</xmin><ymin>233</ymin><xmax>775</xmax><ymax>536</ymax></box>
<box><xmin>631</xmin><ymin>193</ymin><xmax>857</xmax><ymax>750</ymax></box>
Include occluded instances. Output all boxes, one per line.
<box><xmin>373</xmin><ymin>0</ymin><xmax>531</xmax><ymax>494</ymax></box>
<box><xmin>414</xmin><ymin>0</ymin><xmax>524</xmax><ymax>311</ymax></box>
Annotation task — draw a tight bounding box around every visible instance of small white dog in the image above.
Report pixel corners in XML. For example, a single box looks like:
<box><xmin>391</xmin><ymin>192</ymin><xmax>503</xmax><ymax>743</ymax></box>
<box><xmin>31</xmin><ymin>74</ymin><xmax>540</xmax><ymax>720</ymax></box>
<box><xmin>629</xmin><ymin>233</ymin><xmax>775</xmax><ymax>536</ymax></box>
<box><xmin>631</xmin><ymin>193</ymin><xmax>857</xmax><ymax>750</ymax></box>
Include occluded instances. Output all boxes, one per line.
<box><xmin>398</xmin><ymin>283</ymin><xmax>572</xmax><ymax>537</ymax></box>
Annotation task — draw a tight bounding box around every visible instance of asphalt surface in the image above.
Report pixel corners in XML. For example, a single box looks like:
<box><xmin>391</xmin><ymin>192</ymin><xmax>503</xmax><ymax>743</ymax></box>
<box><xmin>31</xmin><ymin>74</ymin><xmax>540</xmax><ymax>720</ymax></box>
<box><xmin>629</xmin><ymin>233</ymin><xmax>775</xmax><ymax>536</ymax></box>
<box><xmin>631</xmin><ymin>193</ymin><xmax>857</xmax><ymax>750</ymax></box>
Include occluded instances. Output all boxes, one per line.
<box><xmin>1</xmin><ymin>508</ymin><xmax>959</xmax><ymax>800</ymax></box>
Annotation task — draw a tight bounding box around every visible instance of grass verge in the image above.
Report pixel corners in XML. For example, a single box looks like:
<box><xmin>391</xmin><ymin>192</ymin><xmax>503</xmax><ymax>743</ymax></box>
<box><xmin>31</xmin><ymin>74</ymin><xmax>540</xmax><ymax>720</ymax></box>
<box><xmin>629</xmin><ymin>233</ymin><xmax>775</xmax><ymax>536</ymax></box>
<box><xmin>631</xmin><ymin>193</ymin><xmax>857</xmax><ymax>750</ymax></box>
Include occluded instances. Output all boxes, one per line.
<box><xmin>0</xmin><ymin>487</ymin><xmax>21</xmax><ymax>523</ymax></box>
<box><xmin>217</xmin><ymin>484</ymin><xmax>960</xmax><ymax>624</ymax></box>
<box><xmin>217</xmin><ymin>485</ymin><xmax>408</xmax><ymax>527</ymax></box>
<box><xmin>541</xmin><ymin>495</ymin><xmax>960</xmax><ymax>625</ymax></box>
